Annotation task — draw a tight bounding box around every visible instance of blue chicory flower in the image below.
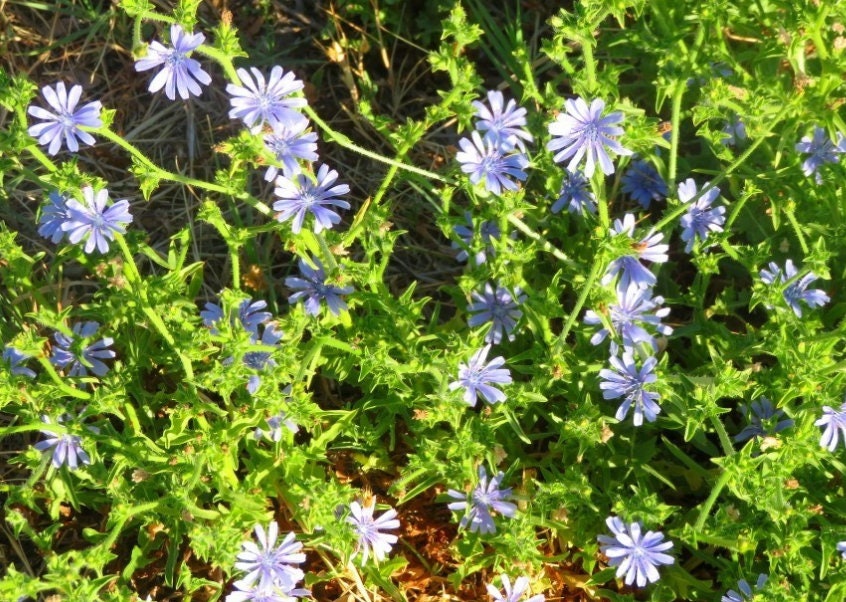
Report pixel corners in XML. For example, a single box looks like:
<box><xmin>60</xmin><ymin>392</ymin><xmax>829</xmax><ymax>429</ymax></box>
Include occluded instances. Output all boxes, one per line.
<box><xmin>33</xmin><ymin>414</ymin><xmax>96</xmax><ymax>470</ymax></box>
<box><xmin>467</xmin><ymin>283</ymin><xmax>526</xmax><ymax>344</ymax></box>
<box><xmin>455</xmin><ymin>131</ymin><xmax>529</xmax><ymax>196</ymax></box>
<box><xmin>759</xmin><ymin>259</ymin><xmax>830</xmax><ymax>318</ymax></box>
<box><xmin>551</xmin><ymin>169</ymin><xmax>596</xmax><ymax>214</ymax></box>
<box><xmin>226</xmin><ymin>66</ymin><xmax>307</xmax><ymax>131</ymax></box>
<box><xmin>201</xmin><ymin>298</ymin><xmax>272</xmax><ymax>336</ymax></box>
<box><xmin>263</xmin><ymin>119</ymin><xmax>319</xmax><ymax>181</ymax></box>
<box><xmin>838</xmin><ymin>541</ymin><xmax>846</xmax><ymax>559</ymax></box>
<box><xmin>50</xmin><ymin>321</ymin><xmax>115</xmax><ymax>377</ymax></box>
<box><xmin>285</xmin><ymin>257</ymin><xmax>354</xmax><ymax>316</ymax></box>
<box><xmin>347</xmin><ymin>497</ymin><xmax>400</xmax><ymax>564</ymax></box>
<box><xmin>677</xmin><ymin>178</ymin><xmax>725</xmax><ymax>253</ymax></box>
<box><xmin>486</xmin><ymin>574</ymin><xmax>545</xmax><ymax>602</ymax></box>
<box><xmin>241</xmin><ymin>323</ymin><xmax>283</xmax><ymax>395</ymax></box>
<box><xmin>448</xmin><ymin>345</ymin><xmax>512</xmax><ymax>406</ymax></box>
<box><xmin>599</xmin><ymin>351</ymin><xmax>661</xmax><ymax>426</ymax></box>
<box><xmin>721</xmin><ymin>574</ymin><xmax>767</xmax><ymax>602</ymax></box>
<box><xmin>620</xmin><ymin>159</ymin><xmax>667</xmax><ymax>208</ymax></box>
<box><xmin>273</xmin><ymin>164</ymin><xmax>350</xmax><ymax>234</ymax></box>
<box><xmin>225</xmin><ymin>588</ymin><xmax>302</xmax><ymax>602</ymax></box>
<box><xmin>721</xmin><ymin>115</ymin><xmax>747</xmax><ymax>147</ymax></box>
<box><xmin>734</xmin><ymin>398</ymin><xmax>794</xmax><ymax>442</ymax></box>
<box><xmin>452</xmin><ymin>212</ymin><xmax>504</xmax><ymax>265</ymax></box>
<box><xmin>134</xmin><ymin>24</ymin><xmax>211</xmax><ymax>100</ymax></box>
<box><xmin>447</xmin><ymin>465</ymin><xmax>517</xmax><ymax>534</ymax></box>
<box><xmin>3</xmin><ymin>346</ymin><xmax>36</xmax><ymax>378</ymax></box>
<box><xmin>202</xmin><ymin>297</ymin><xmax>280</xmax><ymax>394</ymax></box>
<box><xmin>547</xmin><ymin>97</ymin><xmax>632</xmax><ymax>177</ymax></box>
<box><xmin>602</xmin><ymin>213</ymin><xmax>669</xmax><ymax>291</ymax></box>
<box><xmin>231</xmin><ymin>523</ymin><xmax>307</xmax><ymax>595</ymax></box>
<box><xmin>472</xmin><ymin>90</ymin><xmax>534</xmax><ymax>152</ymax></box>
<box><xmin>38</xmin><ymin>191</ymin><xmax>72</xmax><ymax>244</ymax></box>
<box><xmin>597</xmin><ymin>516</ymin><xmax>674</xmax><ymax>588</ymax></box>
<box><xmin>254</xmin><ymin>412</ymin><xmax>299</xmax><ymax>441</ymax></box>
<box><xmin>27</xmin><ymin>82</ymin><xmax>102</xmax><ymax>156</ymax></box>
<box><xmin>61</xmin><ymin>186</ymin><xmax>133</xmax><ymax>254</ymax></box>
<box><xmin>816</xmin><ymin>400</ymin><xmax>846</xmax><ymax>452</ymax></box>
<box><xmin>584</xmin><ymin>283</ymin><xmax>672</xmax><ymax>352</ymax></box>
<box><xmin>795</xmin><ymin>125</ymin><xmax>846</xmax><ymax>184</ymax></box>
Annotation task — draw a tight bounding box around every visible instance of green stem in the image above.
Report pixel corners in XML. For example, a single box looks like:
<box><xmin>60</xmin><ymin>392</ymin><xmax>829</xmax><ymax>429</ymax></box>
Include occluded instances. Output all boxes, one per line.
<box><xmin>344</xmin><ymin>159</ymin><xmax>402</xmax><ymax>246</ymax></box>
<box><xmin>667</xmin><ymin>80</ymin><xmax>686</xmax><ymax>192</ymax></box>
<box><xmin>316</xmin><ymin>233</ymin><xmax>338</xmax><ymax>272</ymax></box>
<box><xmin>506</xmin><ymin>214</ymin><xmax>574</xmax><ymax>266</ymax></box>
<box><xmin>115</xmin><ymin>235</ymin><xmax>194</xmax><ymax>380</ymax></box>
<box><xmin>783</xmin><ymin>205</ymin><xmax>809</xmax><ymax>255</ymax></box>
<box><xmin>553</xmin><ymin>251</ymin><xmax>604</xmax><ymax>355</ymax></box>
<box><xmin>653</xmin><ymin>102</ymin><xmax>792</xmax><ymax>232</ymax></box>
<box><xmin>710</xmin><ymin>415</ymin><xmax>735</xmax><ymax>458</ymax></box>
<box><xmin>594</xmin><ymin>169</ymin><xmax>609</xmax><ymax>229</ymax></box>
<box><xmin>230</xmin><ymin>246</ymin><xmax>241</xmax><ymax>290</ymax></box>
<box><xmin>811</xmin><ymin>6</ymin><xmax>830</xmax><ymax>61</ymax></box>
<box><xmin>724</xmin><ymin>188</ymin><xmax>753</xmax><ymax>230</ymax></box>
<box><xmin>302</xmin><ymin>105</ymin><xmax>448</xmax><ymax>183</ymax></box>
<box><xmin>197</xmin><ymin>45</ymin><xmax>240</xmax><ymax>83</ymax></box>
<box><xmin>24</xmin><ymin>145</ymin><xmax>58</xmax><ymax>173</ymax></box>
<box><xmin>35</xmin><ymin>357</ymin><xmax>92</xmax><ymax>400</ymax></box>
<box><xmin>95</xmin><ymin>127</ymin><xmax>272</xmax><ymax>215</ymax></box>
<box><xmin>581</xmin><ymin>34</ymin><xmax>597</xmax><ymax>92</ymax></box>
<box><xmin>695</xmin><ymin>468</ymin><xmax>732</xmax><ymax>531</ymax></box>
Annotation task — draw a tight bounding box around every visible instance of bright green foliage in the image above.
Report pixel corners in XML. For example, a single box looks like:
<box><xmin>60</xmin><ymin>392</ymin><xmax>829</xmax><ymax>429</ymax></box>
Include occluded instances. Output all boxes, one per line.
<box><xmin>3</xmin><ymin>0</ymin><xmax>846</xmax><ymax>601</ymax></box>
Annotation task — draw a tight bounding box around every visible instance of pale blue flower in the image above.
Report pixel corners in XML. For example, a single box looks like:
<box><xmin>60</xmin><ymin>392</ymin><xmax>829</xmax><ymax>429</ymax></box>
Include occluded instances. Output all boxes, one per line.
<box><xmin>816</xmin><ymin>400</ymin><xmax>846</xmax><ymax>451</ymax></box>
<box><xmin>759</xmin><ymin>259</ymin><xmax>829</xmax><ymax>317</ymax></box>
<box><xmin>226</xmin><ymin>588</ymin><xmax>301</xmax><ymax>602</ymax></box>
<box><xmin>795</xmin><ymin>125</ymin><xmax>845</xmax><ymax>184</ymax></box>
<box><xmin>254</xmin><ymin>412</ymin><xmax>299</xmax><ymax>441</ymax></box>
<box><xmin>201</xmin><ymin>298</ymin><xmax>272</xmax><ymax>336</ymax></box>
<box><xmin>61</xmin><ymin>187</ymin><xmax>132</xmax><ymax>254</ymax></box>
<box><xmin>722</xmin><ymin>574</ymin><xmax>767</xmax><ymax>602</ymax></box>
<box><xmin>134</xmin><ymin>24</ymin><xmax>211</xmax><ymax>100</ymax></box>
<box><xmin>448</xmin><ymin>345</ymin><xmax>512</xmax><ymax>406</ymax></box>
<box><xmin>38</xmin><ymin>191</ymin><xmax>72</xmax><ymax>243</ymax></box>
<box><xmin>547</xmin><ymin>97</ymin><xmax>632</xmax><ymax>177</ymax></box>
<box><xmin>734</xmin><ymin>398</ymin><xmax>793</xmax><ymax>442</ymax></box>
<box><xmin>467</xmin><ymin>283</ymin><xmax>526</xmax><ymax>344</ymax></box>
<box><xmin>347</xmin><ymin>498</ymin><xmax>400</xmax><ymax>564</ymax></box>
<box><xmin>50</xmin><ymin>321</ymin><xmax>115</xmax><ymax>377</ymax></box>
<box><xmin>456</xmin><ymin>131</ymin><xmax>528</xmax><ymax>196</ymax></box>
<box><xmin>241</xmin><ymin>324</ymin><xmax>283</xmax><ymax>395</ymax></box>
<box><xmin>27</xmin><ymin>82</ymin><xmax>102</xmax><ymax>155</ymax></box>
<box><xmin>232</xmin><ymin>523</ymin><xmax>306</xmax><ymax>593</ymax></box>
<box><xmin>3</xmin><ymin>346</ymin><xmax>36</xmax><ymax>378</ymax></box>
<box><xmin>584</xmin><ymin>283</ymin><xmax>672</xmax><ymax>351</ymax></box>
<box><xmin>447</xmin><ymin>465</ymin><xmax>517</xmax><ymax>534</ymax></box>
<box><xmin>273</xmin><ymin>164</ymin><xmax>350</xmax><ymax>234</ymax></box>
<box><xmin>620</xmin><ymin>160</ymin><xmax>667</xmax><ymax>208</ymax></box>
<box><xmin>837</xmin><ymin>541</ymin><xmax>846</xmax><ymax>559</ymax></box>
<box><xmin>285</xmin><ymin>257</ymin><xmax>353</xmax><ymax>316</ymax></box>
<box><xmin>263</xmin><ymin>119</ymin><xmax>319</xmax><ymax>181</ymax></box>
<box><xmin>678</xmin><ymin>178</ymin><xmax>724</xmax><ymax>252</ymax></box>
<box><xmin>33</xmin><ymin>414</ymin><xmax>96</xmax><ymax>470</ymax></box>
<box><xmin>486</xmin><ymin>574</ymin><xmax>545</xmax><ymax>602</ymax></box>
<box><xmin>472</xmin><ymin>90</ymin><xmax>533</xmax><ymax>151</ymax></box>
<box><xmin>597</xmin><ymin>516</ymin><xmax>674</xmax><ymax>588</ymax></box>
<box><xmin>721</xmin><ymin>115</ymin><xmax>747</xmax><ymax>147</ymax></box>
<box><xmin>227</xmin><ymin>66</ymin><xmax>307</xmax><ymax>130</ymax></box>
<box><xmin>602</xmin><ymin>213</ymin><xmax>669</xmax><ymax>291</ymax></box>
<box><xmin>551</xmin><ymin>169</ymin><xmax>595</xmax><ymax>214</ymax></box>
<box><xmin>599</xmin><ymin>351</ymin><xmax>661</xmax><ymax>426</ymax></box>
<box><xmin>452</xmin><ymin>212</ymin><xmax>504</xmax><ymax>265</ymax></box>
